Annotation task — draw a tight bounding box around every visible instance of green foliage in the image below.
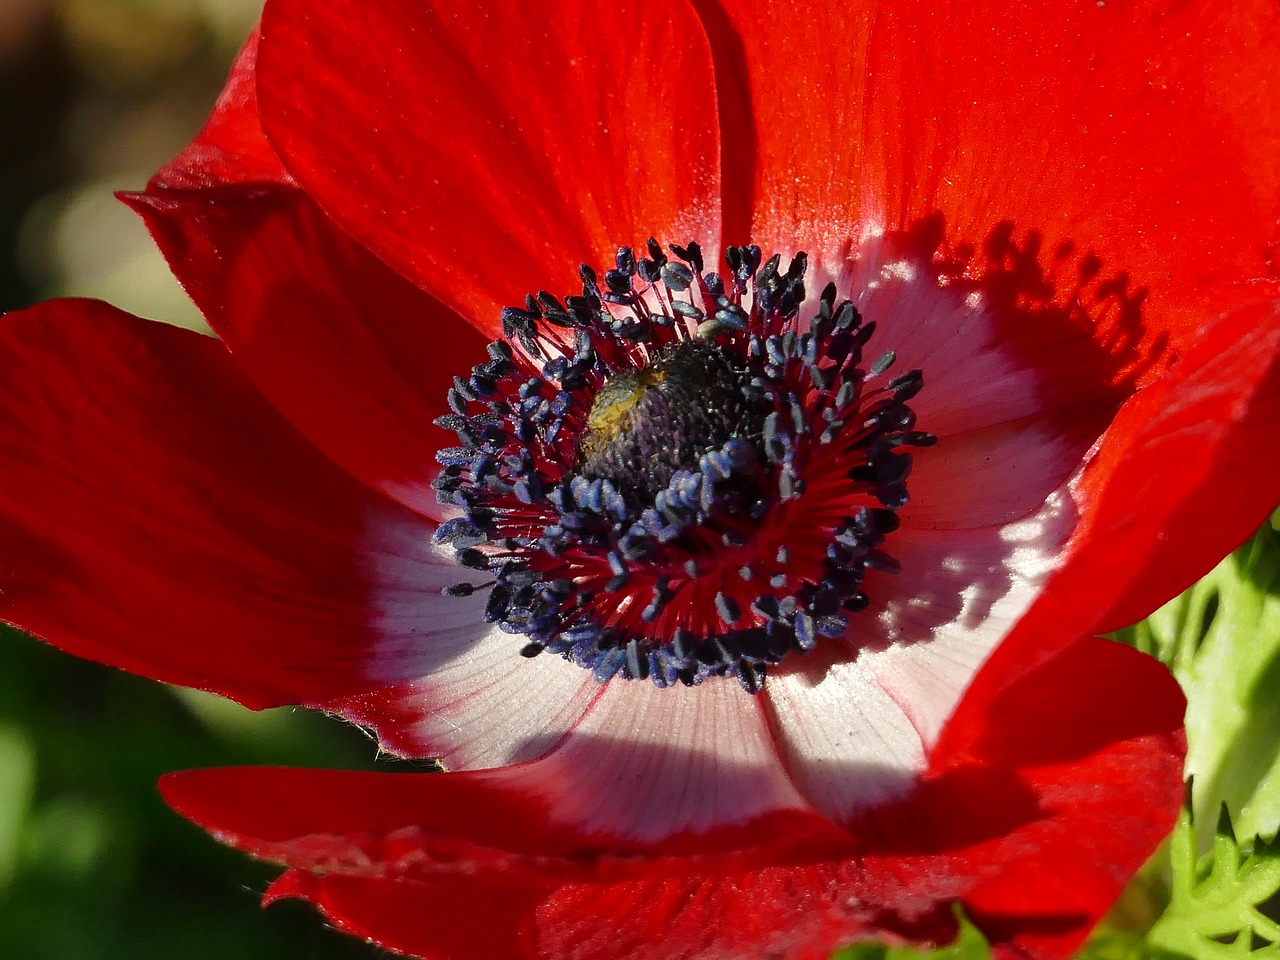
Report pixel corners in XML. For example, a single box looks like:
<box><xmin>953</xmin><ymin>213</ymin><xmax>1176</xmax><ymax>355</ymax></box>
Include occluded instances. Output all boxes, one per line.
<box><xmin>1146</xmin><ymin>805</ymin><xmax>1280</xmax><ymax>959</ymax></box>
<box><xmin>0</xmin><ymin>724</ymin><xmax>36</xmax><ymax>891</ymax></box>
<box><xmin>1080</xmin><ymin>805</ymin><xmax>1280</xmax><ymax>960</ymax></box>
<box><xmin>1116</xmin><ymin>525</ymin><xmax>1280</xmax><ymax>849</ymax></box>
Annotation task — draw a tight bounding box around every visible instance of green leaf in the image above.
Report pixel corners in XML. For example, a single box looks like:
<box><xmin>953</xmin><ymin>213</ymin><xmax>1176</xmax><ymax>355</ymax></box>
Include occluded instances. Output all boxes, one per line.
<box><xmin>1143</xmin><ymin>804</ymin><xmax>1280</xmax><ymax>959</ymax></box>
<box><xmin>1115</xmin><ymin>526</ymin><xmax>1280</xmax><ymax>846</ymax></box>
<box><xmin>0</xmin><ymin>724</ymin><xmax>36</xmax><ymax>891</ymax></box>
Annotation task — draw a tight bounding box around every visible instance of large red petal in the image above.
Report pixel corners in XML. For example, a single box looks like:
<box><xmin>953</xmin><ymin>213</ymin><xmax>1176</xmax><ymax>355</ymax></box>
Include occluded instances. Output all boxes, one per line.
<box><xmin>692</xmin><ymin>1</ymin><xmax>1280</xmax><ymax>656</ymax></box>
<box><xmin>255</xmin><ymin>0</ymin><xmax>723</xmax><ymax>332</ymax></box>
<box><xmin>128</xmin><ymin>187</ymin><xmax>486</xmax><ymax>520</ymax></box>
<box><xmin>706</xmin><ymin>0</ymin><xmax>1280</xmax><ymax>344</ymax></box>
<box><xmin>920</xmin><ymin>639</ymin><xmax>1186</xmax><ymax>960</ymax></box>
<box><xmin>0</xmin><ymin>299</ymin><xmax>473</xmax><ymax>709</ymax></box>
<box><xmin>132</xmin><ymin>30</ymin><xmax>487</xmax><ymax>519</ymax></box>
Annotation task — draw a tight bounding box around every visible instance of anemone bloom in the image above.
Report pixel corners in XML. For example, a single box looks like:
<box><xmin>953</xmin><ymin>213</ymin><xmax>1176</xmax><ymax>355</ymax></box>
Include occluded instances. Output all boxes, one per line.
<box><xmin>3</xmin><ymin>0</ymin><xmax>1280</xmax><ymax>958</ymax></box>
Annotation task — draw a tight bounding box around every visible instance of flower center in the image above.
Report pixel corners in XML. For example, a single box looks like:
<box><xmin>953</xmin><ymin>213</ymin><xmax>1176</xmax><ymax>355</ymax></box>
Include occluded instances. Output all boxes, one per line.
<box><xmin>576</xmin><ymin>338</ymin><xmax>766</xmax><ymax>505</ymax></box>
<box><xmin>434</xmin><ymin>240</ymin><xmax>935</xmax><ymax>692</ymax></box>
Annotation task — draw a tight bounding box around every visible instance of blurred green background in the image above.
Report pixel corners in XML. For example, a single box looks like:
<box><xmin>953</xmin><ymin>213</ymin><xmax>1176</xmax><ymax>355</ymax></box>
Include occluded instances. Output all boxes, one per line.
<box><xmin>0</xmin><ymin>2</ymin><xmax>391</xmax><ymax>957</ymax></box>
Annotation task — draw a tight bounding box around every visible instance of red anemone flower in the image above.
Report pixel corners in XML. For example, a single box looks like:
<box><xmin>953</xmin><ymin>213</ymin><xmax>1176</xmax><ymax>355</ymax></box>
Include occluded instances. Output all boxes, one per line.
<box><xmin>3</xmin><ymin>1</ymin><xmax>1280</xmax><ymax>958</ymax></box>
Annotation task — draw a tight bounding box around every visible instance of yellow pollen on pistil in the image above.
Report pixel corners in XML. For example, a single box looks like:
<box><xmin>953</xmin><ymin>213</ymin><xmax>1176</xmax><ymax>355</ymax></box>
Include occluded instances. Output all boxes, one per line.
<box><xmin>581</xmin><ymin>365</ymin><xmax>668</xmax><ymax>456</ymax></box>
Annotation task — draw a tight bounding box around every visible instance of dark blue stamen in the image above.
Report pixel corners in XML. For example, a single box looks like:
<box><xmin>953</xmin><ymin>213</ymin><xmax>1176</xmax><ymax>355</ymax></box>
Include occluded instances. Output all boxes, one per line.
<box><xmin>433</xmin><ymin>241</ymin><xmax>933</xmax><ymax>693</ymax></box>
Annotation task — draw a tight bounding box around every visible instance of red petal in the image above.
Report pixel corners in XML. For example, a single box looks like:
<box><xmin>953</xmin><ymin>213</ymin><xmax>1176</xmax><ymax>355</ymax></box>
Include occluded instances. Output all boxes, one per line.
<box><xmin>132</xmin><ymin>30</ymin><xmax>487</xmax><ymax>519</ymax></box>
<box><xmin>149</xmin><ymin>28</ymin><xmax>290</xmax><ymax>189</ymax></box>
<box><xmin>264</xmin><ymin>871</ymin><xmax>548</xmax><ymax>960</ymax></box>
<box><xmin>921</xmin><ymin>638</ymin><xmax>1186</xmax><ymax>960</ymax></box>
<box><xmin>534</xmin><ymin>638</ymin><xmax>1184</xmax><ymax>960</ymax></box>
<box><xmin>1077</xmin><ymin>299</ymin><xmax>1280</xmax><ymax>631</ymax></box>
<box><xmin>535</xmin><ymin>869</ymin><xmax>954</xmax><ymax>960</ymax></box>
<box><xmin>160</xmin><ymin>760</ymin><xmax>849</xmax><ymax>887</ymax></box>
<box><xmin>162</xmin><ymin>638</ymin><xmax>1180</xmax><ymax>960</ymax></box>
<box><xmin>709</xmin><ymin>0</ymin><xmax>1280</xmax><ymax>342</ymax></box>
<box><xmin>127</xmin><ymin>186</ymin><xmax>486</xmax><ymax>520</ymax></box>
<box><xmin>0</xmin><ymin>299</ymin><xmax>475</xmax><ymax>708</ymax></box>
<box><xmin>162</xmin><ymin>679</ymin><xmax>846</xmax><ymax>880</ymax></box>
<box><xmin>255</xmin><ymin>0</ymin><xmax>723</xmax><ymax>331</ymax></box>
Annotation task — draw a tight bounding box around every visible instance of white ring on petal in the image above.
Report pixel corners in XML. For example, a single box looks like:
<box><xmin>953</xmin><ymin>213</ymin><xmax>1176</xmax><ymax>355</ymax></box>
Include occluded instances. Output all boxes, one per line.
<box><xmin>765</xmin><ymin>486</ymin><xmax>1075</xmax><ymax>823</ymax></box>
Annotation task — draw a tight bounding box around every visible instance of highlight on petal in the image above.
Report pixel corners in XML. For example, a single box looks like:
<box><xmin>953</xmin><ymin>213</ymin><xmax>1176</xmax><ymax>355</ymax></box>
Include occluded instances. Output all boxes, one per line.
<box><xmin>834</xmin><ymin>222</ymin><xmax>1137</xmax><ymax>533</ymax></box>
<box><xmin>948</xmin><ymin>298</ymin><xmax>1280</xmax><ymax>730</ymax></box>
<box><xmin>0</xmin><ymin>299</ymin><xmax>480</xmax><ymax>709</ymax></box>
<box><xmin>523</xmin><ymin>678</ymin><xmax>812</xmax><ymax>841</ymax></box>
<box><xmin>329</xmin><ymin>624</ymin><xmax>600</xmax><ymax>770</ymax></box>
<box><xmin>763</xmin><ymin>653</ymin><xmax>927</xmax><ymax>820</ymax></box>
<box><xmin>326</xmin><ymin>674</ymin><xmax>830</xmax><ymax>843</ymax></box>
<box><xmin>255</xmin><ymin>0</ymin><xmax>723</xmax><ymax>329</ymax></box>
<box><xmin>761</xmin><ymin>482</ymin><xmax>1076</xmax><ymax>824</ymax></box>
<box><xmin>706</xmin><ymin>217</ymin><xmax>1126</xmax><ymax>828</ymax></box>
